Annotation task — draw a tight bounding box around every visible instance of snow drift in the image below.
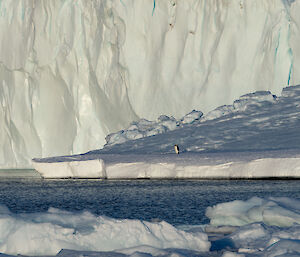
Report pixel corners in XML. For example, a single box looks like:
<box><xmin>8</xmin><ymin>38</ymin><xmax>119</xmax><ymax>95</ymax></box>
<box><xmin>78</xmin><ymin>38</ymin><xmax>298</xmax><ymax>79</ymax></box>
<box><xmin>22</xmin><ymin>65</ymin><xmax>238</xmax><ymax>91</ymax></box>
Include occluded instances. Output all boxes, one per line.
<box><xmin>1</xmin><ymin>0</ymin><xmax>300</xmax><ymax>168</ymax></box>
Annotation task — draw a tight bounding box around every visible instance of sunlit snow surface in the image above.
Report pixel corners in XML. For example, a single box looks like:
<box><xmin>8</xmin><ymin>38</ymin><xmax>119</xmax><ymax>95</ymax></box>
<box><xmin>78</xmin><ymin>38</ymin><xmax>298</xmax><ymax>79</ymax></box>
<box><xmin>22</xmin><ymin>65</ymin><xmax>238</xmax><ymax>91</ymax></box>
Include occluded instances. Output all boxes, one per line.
<box><xmin>33</xmin><ymin>85</ymin><xmax>300</xmax><ymax>179</ymax></box>
<box><xmin>101</xmin><ymin>86</ymin><xmax>299</xmax><ymax>154</ymax></box>
<box><xmin>1</xmin><ymin>196</ymin><xmax>300</xmax><ymax>256</ymax></box>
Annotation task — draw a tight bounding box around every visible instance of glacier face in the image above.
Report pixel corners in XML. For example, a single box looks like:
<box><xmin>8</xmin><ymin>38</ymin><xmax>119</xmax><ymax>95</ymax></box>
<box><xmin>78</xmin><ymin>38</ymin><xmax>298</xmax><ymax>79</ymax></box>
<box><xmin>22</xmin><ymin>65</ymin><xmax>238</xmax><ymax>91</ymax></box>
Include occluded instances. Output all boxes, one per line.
<box><xmin>0</xmin><ymin>0</ymin><xmax>300</xmax><ymax>168</ymax></box>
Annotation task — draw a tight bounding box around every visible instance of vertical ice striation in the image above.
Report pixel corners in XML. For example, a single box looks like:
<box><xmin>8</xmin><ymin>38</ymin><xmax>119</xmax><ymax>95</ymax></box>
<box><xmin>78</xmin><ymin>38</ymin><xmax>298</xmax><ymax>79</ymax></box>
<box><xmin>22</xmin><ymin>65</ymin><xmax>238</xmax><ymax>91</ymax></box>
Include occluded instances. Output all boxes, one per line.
<box><xmin>0</xmin><ymin>0</ymin><xmax>299</xmax><ymax>168</ymax></box>
<box><xmin>0</xmin><ymin>0</ymin><xmax>139</xmax><ymax>167</ymax></box>
<box><xmin>273</xmin><ymin>0</ymin><xmax>294</xmax><ymax>89</ymax></box>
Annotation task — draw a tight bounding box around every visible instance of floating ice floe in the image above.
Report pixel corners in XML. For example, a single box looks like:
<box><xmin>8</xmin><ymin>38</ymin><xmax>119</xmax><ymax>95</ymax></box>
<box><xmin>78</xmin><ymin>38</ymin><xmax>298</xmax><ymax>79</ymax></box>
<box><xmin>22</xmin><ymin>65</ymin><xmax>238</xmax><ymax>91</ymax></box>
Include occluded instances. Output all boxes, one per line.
<box><xmin>2</xmin><ymin>197</ymin><xmax>300</xmax><ymax>256</ymax></box>
<box><xmin>206</xmin><ymin>197</ymin><xmax>300</xmax><ymax>257</ymax></box>
<box><xmin>206</xmin><ymin>197</ymin><xmax>300</xmax><ymax>227</ymax></box>
<box><xmin>0</xmin><ymin>206</ymin><xmax>210</xmax><ymax>256</ymax></box>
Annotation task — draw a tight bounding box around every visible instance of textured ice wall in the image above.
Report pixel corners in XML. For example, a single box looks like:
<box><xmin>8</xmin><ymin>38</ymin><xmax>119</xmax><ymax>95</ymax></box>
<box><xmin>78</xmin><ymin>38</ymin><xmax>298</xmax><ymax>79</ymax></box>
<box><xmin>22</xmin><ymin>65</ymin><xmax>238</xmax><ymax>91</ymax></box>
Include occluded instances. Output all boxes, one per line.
<box><xmin>0</xmin><ymin>0</ymin><xmax>300</xmax><ymax>168</ymax></box>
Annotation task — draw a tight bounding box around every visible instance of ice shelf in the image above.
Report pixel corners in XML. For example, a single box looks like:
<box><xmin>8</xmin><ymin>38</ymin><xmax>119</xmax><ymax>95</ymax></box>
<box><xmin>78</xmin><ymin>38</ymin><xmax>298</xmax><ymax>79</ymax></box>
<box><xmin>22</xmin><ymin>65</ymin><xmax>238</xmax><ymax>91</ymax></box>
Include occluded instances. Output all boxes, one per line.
<box><xmin>32</xmin><ymin>150</ymin><xmax>300</xmax><ymax>179</ymax></box>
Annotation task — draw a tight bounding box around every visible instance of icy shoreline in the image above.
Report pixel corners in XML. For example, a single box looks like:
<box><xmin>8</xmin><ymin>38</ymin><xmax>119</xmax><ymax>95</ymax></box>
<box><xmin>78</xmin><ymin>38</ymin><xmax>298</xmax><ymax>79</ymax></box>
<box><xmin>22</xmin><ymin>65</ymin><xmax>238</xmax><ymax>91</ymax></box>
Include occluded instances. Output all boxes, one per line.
<box><xmin>32</xmin><ymin>149</ymin><xmax>300</xmax><ymax>179</ymax></box>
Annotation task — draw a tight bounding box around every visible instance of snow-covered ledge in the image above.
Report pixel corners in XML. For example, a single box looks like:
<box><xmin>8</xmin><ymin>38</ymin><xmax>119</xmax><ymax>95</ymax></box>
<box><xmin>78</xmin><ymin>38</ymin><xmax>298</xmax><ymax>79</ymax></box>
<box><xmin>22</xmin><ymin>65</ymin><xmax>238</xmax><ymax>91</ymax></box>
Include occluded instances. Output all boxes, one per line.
<box><xmin>32</xmin><ymin>159</ymin><xmax>106</xmax><ymax>179</ymax></box>
<box><xmin>32</xmin><ymin>151</ymin><xmax>300</xmax><ymax>179</ymax></box>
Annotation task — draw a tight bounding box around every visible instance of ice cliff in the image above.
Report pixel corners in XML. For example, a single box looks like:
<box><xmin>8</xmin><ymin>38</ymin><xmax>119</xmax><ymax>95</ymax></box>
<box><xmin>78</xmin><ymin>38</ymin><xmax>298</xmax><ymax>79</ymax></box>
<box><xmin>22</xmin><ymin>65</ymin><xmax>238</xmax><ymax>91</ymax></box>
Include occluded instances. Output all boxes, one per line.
<box><xmin>1</xmin><ymin>0</ymin><xmax>300</xmax><ymax>168</ymax></box>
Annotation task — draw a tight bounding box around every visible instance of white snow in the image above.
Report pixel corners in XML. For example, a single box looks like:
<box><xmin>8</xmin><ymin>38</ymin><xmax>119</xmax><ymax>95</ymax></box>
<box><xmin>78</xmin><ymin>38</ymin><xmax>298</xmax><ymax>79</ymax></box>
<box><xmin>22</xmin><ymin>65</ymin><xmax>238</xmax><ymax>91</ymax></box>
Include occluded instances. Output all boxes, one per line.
<box><xmin>181</xmin><ymin>110</ymin><xmax>203</xmax><ymax>125</ymax></box>
<box><xmin>1</xmin><ymin>0</ymin><xmax>300</xmax><ymax>168</ymax></box>
<box><xmin>33</xmin><ymin>151</ymin><xmax>300</xmax><ymax>179</ymax></box>
<box><xmin>27</xmin><ymin>83</ymin><xmax>300</xmax><ymax>257</ymax></box>
<box><xmin>3</xmin><ymin>1</ymin><xmax>300</xmax><ymax>256</ymax></box>
<box><xmin>32</xmin><ymin>159</ymin><xmax>106</xmax><ymax>179</ymax></box>
<box><xmin>105</xmin><ymin>116</ymin><xmax>180</xmax><ymax>147</ymax></box>
<box><xmin>206</xmin><ymin>197</ymin><xmax>300</xmax><ymax>227</ymax></box>
<box><xmin>205</xmin><ymin>197</ymin><xmax>300</xmax><ymax>256</ymax></box>
<box><xmin>105</xmin><ymin>111</ymin><xmax>203</xmax><ymax>147</ymax></box>
<box><xmin>0</xmin><ymin>206</ymin><xmax>210</xmax><ymax>256</ymax></box>
<box><xmin>32</xmin><ymin>85</ymin><xmax>300</xmax><ymax>179</ymax></box>
<box><xmin>2</xmin><ymin>197</ymin><xmax>300</xmax><ymax>256</ymax></box>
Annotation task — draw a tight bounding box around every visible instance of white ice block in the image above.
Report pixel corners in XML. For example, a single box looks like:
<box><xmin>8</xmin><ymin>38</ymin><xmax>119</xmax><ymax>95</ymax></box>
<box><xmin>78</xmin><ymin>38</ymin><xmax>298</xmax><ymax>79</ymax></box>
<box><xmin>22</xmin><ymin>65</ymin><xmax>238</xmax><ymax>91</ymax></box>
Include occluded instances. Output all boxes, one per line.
<box><xmin>32</xmin><ymin>159</ymin><xmax>106</xmax><ymax>179</ymax></box>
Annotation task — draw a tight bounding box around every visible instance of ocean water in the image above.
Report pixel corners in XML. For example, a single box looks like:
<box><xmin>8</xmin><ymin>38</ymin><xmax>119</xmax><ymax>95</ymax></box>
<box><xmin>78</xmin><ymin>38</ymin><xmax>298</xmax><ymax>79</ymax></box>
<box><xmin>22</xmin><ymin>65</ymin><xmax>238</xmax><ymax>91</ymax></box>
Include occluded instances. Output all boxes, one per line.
<box><xmin>0</xmin><ymin>178</ymin><xmax>300</xmax><ymax>225</ymax></box>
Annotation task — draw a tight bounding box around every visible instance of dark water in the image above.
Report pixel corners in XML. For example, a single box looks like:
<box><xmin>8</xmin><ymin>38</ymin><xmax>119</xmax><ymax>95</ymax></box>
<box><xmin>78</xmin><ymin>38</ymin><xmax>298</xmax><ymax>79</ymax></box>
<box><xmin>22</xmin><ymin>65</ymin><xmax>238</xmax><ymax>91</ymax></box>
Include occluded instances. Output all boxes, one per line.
<box><xmin>0</xmin><ymin>179</ymin><xmax>300</xmax><ymax>225</ymax></box>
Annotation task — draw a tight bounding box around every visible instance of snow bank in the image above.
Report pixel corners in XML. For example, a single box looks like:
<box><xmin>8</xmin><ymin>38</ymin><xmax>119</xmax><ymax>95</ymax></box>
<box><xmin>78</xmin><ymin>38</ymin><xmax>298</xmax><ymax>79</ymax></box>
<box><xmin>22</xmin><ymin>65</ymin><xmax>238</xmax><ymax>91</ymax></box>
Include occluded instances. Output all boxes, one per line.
<box><xmin>98</xmin><ymin>85</ymin><xmax>300</xmax><ymax>155</ymax></box>
<box><xmin>32</xmin><ymin>85</ymin><xmax>300</xmax><ymax>179</ymax></box>
<box><xmin>202</xmin><ymin>91</ymin><xmax>276</xmax><ymax>121</ymax></box>
<box><xmin>0</xmin><ymin>207</ymin><xmax>210</xmax><ymax>256</ymax></box>
<box><xmin>105</xmin><ymin>111</ymin><xmax>203</xmax><ymax>146</ymax></box>
<box><xmin>2</xmin><ymin>0</ymin><xmax>300</xmax><ymax>168</ymax></box>
<box><xmin>105</xmin><ymin>116</ymin><xmax>178</xmax><ymax>146</ymax></box>
<box><xmin>104</xmin><ymin>90</ymin><xmax>277</xmax><ymax>147</ymax></box>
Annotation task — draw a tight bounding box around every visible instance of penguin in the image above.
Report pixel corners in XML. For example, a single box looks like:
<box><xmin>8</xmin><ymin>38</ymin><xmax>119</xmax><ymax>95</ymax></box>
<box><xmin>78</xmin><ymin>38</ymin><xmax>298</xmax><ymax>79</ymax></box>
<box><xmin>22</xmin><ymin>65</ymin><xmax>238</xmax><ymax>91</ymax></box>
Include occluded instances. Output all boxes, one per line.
<box><xmin>174</xmin><ymin>144</ymin><xmax>180</xmax><ymax>154</ymax></box>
